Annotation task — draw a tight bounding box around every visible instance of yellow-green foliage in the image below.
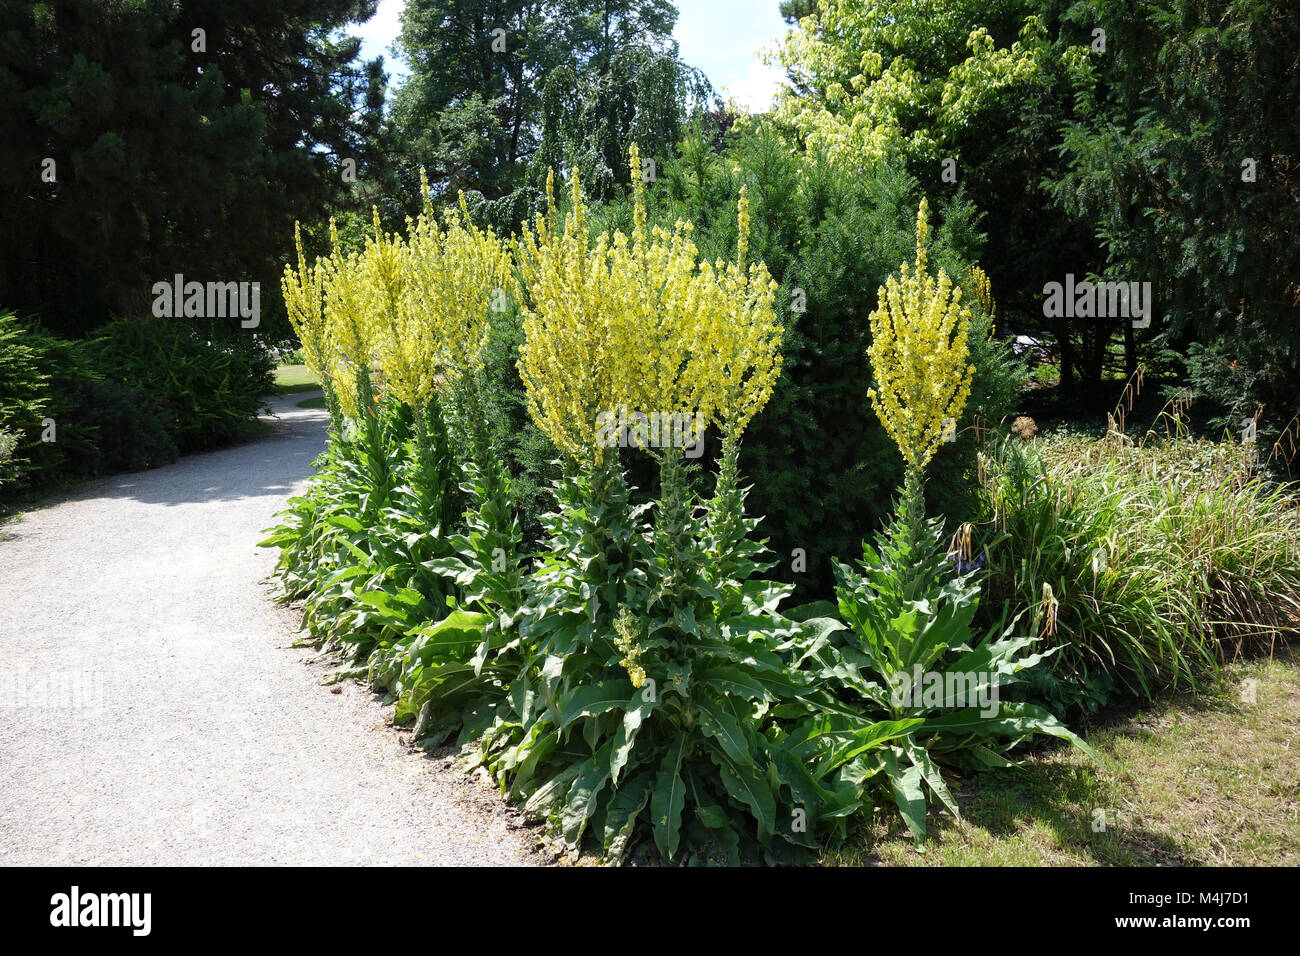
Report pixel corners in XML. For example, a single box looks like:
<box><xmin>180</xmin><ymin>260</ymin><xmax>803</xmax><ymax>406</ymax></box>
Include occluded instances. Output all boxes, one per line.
<box><xmin>867</xmin><ymin>199</ymin><xmax>975</xmax><ymax>471</ymax></box>
<box><xmin>771</xmin><ymin>2</ymin><xmax>1058</xmax><ymax>168</ymax></box>
<box><xmin>515</xmin><ymin>144</ymin><xmax>782</xmax><ymax>466</ymax></box>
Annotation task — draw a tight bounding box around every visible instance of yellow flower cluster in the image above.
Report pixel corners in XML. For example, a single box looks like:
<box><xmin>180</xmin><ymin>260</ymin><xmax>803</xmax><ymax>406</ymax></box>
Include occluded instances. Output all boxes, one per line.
<box><xmin>282</xmin><ymin>222</ymin><xmax>329</xmax><ymax>379</ymax></box>
<box><xmin>280</xmin><ymin>173</ymin><xmax>512</xmax><ymax>419</ymax></box>
<box><xmin>612</xmin><ymin>607</ymin><xmax>646</xmax><ymax>689</ymax></box>
<box><xmin>515</xmin><ymin>145</ymin><xmax>782</xmax><ymax>465</ymax></box>
<box><xmin>400</xmin><ymin>182</ymin><xmax>514</xmax><ymax>400</ymax></box>
<box><xmin>970</xmin><ymin>265</ymin><xmax>994</xmax><ymax>320</ymax></box>
<box><xmin>867</xmin><ymin>199</ymin><xmax>976</xmax><ymax>471</ymax></box>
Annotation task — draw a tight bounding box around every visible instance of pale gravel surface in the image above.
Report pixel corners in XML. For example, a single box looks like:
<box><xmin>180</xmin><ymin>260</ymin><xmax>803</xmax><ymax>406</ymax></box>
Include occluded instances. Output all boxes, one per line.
<box><xmin>0</xmin><ymin>392</ymin><xmax>540</xmax><ymax>866</ymax></box>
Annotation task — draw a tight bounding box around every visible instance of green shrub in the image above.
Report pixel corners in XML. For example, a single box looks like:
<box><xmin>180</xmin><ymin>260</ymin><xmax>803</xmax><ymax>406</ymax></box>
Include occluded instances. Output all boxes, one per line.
<box><xmin>0</xmin><ymin>310</ymin><xmax>193</xmax><ymax>494</ymax></box>
<box><xmin>260</xmin><ymin>143</ymin><xmax>1050</xmax><ymax>863</ymax></box>
<box><xmin>64</xmin><ymin>377</ymin><xmax>178</xmax><ymax>474</ymax></box>
<box><xmin>0</xmin><ymin>310</ymin><xmax>108</xmax><ymax>488</ymax></box>
<box><xmin>0</xmin><ymin>426</ymin><xmax>18</xmax><ymax>488</ymax></box>
<box><xmin>0</xmin><ymin>309</ymin><xmax>55</xmax><ymax>472</ymax></box>
<box><xmin>79</xmin><ymin>317</ymin><xmax>273</xmax><ymax>454</ymax></box>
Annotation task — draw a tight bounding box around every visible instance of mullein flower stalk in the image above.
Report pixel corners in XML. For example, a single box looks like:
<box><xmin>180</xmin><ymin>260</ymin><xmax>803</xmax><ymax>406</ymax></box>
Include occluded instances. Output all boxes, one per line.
<box><xmin>866</xmin><ymin>199</ymin><xmax>980</xmax><ymax>575</ymax></box>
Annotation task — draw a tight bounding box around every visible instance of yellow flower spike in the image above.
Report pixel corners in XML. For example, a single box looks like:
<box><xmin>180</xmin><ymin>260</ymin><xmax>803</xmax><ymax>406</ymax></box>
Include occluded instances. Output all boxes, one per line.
<box><xmin>867</xmin><ymin>200</ymin><xmax>975</xmax><ymax>472</ymax></box>
<box><xmin>915</xmin><ymin>197</ymin><xmax>930</xmax><ymax>273</ymax></box>
<box><xmin>287</xmin><ymin>194</ymin><xmax>511</xmax><ymax>420</ymax></box>
<box><xmin>281</xmin><ymin>225</ymin><xmax>330</xmax><ymax>384</ymax></box>
<box><xmin>613</xmin><ymin>608</ymin><xmax>646</xmax><ymax>689</ymax></box>
<box><xmin>970</xmin><ymin>265</ymin><xmax>994</xmax><ymax>317</ymax></box>
<box><xmin>417</xmin><ymin>166</ymin><xmax>434</xmax><ymax>219</ymax></box>
<box><xmin>516</xmin><ymin>150</ymin><xmax>783</xmax><ymax>467</ymax></box>
<box><xmin>735</xmin><ymin>185</ymin><xmax>750</xmax><ymax>269</ymax></box>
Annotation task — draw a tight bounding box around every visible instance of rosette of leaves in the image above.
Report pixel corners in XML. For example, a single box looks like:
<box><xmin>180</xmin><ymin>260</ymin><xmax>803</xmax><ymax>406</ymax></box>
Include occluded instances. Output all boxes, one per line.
<box><xmin>462</xmin><ymin>448</ymin><xmax>921</xmax><ymax>863</ymax></box>
<box><xmin>805</xmin><ymin>499</ymin><xmax>1095</xmax><ymax>846</ymax></box>
<box><xmin>366</xmin><ymin>443</ymin><xmax>530</xmax><ymax>748</ymax></box>
<box><xmin>473</xmin><ymin>476</ymin><xmax>800</xmax><ymax>863</ymax></box>
<box><xmin>260</xmin><ymin>393</ymin><xmax>463</xmax><ymax>666</ymax></box>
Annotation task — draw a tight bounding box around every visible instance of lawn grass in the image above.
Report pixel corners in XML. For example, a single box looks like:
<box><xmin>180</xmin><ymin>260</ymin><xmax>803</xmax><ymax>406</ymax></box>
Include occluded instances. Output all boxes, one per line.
<box><xmin>274</xmin><ymin>363</ymin><xmax>320</xmax><ymax>393</ymax></box>
<box><xmin>297</xmin><ymin>395</ymin><xmax>326</xmax><ymax>409</ymax></box>
<box><xmin>826</xmin><ymin>649</ymin><xmax>1300</xmax><ymax>866</ymax></box>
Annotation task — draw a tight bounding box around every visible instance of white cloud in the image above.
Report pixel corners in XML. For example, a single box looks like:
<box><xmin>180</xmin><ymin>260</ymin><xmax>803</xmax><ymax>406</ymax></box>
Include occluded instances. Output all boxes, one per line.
<box><xmin>352</xmin><ymin>0</ymin><xmax>409</xmax><ymax>81</ymax></box>
<box><xmin>721</xmin><ymin>60</ymin><xmax>785</xmax><ymax>114</ymax></box>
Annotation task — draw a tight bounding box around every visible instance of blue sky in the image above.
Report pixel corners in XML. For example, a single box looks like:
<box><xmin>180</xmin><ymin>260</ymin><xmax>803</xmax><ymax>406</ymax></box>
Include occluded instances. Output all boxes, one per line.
<box><xmin>352</xmin><ymin>0</ymin><xmax>790</xmax><ymax>112</ymax></box>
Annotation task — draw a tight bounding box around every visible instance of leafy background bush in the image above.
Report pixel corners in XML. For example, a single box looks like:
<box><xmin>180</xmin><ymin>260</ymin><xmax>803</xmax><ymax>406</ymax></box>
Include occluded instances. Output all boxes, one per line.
<box><xmin>63</xmin><ymin>377</ymin><xmax>179</xmax><ymax>474</ymax></box>
<box><xmin>0</xmin><ymin>426</ymin><xmax>18</xmax><ymax>488</ymax></box>
<box><xmin>79</xmin><ymin>317</ymin><xmax>273</xmax><ymax>455</ymax></box>
<box><xmin>0</xmin><ymin>309</ymin><xmax>269</xmax><ymax>501</ymax></box>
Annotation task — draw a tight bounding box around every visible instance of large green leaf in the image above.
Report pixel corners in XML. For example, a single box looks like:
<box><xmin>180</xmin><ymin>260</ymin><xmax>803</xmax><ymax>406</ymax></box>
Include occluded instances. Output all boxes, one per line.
<box><xmin>906</xmin><ymin>742</ymin><xmax>959</xmax><ymax>821</ymax></box>
<box><xmin>562</xmin><ymin>744</ymin><xmax>613</xmax><ymax>850</ymax></box>
<box><xmin>919</xmin><ymin>702</ymin><xmax>1098</xmax><ymax>760</ymax></box>
<box><xmin>651</xmin><ymin>737</ymin><xmax>688</xmax><ymax>861</ymax></box>
<box><xmin>820</xmin><ymin>717</ymin><xmax>924</xmax><ymax>771</ymax></box>
<box><xmin>882</xmin><ymin>750</ymin><xmax>927</xmax><ymax>848</ymax></box>
<box><xmin>603</xmin><ymin>771</ymin><xmax>654</xmax><ymax>862</ymax></box>
<box><xmin>695</xmin><ymin>693</ymin><xmax>755</xmax><ymax>768</ymax></box>
<box><xmin>696</xmin><ymin>665</ymin><xmax>768</xmax><ymax>701</ymax></box>
<box><xmin>714</xmin><ymin>752</ymin><xmax>776</xmax><ymax>842</ymax></box>
<box><xmin>610</xmin><ymin>689</ymin><xmax>657</xmax><ymax>785</ymax></box>
<box><xmin>557</xmin><ymin>679</ymin><xmax>635</xmax><ymax>731</ymax></box>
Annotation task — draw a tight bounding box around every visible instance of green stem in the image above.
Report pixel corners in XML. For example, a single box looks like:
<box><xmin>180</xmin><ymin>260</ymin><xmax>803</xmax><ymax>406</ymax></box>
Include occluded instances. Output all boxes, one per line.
<box><xmin>704</xmin><ymin>434</ymin><xmax>744</xmax><ymax>581</ymax></box>
<box><xmin>657</xmin><ymin>447</ymin><xmax>694</xmax><ymax>602</ymax></box>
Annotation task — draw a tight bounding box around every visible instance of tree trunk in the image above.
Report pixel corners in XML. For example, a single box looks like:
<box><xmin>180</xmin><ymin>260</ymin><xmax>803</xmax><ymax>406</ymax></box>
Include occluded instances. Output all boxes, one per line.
<box><xmin>1057</xmin><ymin>324</ymin><xmax>1076</xmax><ymax>395</ymax></box>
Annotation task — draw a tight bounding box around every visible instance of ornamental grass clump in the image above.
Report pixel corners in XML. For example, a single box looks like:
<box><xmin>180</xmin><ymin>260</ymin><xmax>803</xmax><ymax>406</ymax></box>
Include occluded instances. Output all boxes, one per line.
<box><xmin>977</xmin><ymin>430</ymin><xmax>1300</xmax><ymax>716</ymax></box>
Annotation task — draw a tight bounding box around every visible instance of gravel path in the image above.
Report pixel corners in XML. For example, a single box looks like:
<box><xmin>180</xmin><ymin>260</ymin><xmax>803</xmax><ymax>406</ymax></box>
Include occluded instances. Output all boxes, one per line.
<box><xmin>0</xmin><ymin>392</ymin><xmax>540</xmax><ymax>866</ymax></box>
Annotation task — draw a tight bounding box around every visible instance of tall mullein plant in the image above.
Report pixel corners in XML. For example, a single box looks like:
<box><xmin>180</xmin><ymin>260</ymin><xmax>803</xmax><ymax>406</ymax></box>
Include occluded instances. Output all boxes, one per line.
<box><xmin>866</xmin><ymin>199</ymin><xmax>974</xmax><ymax>586</ymax></box>
<box><xmin>613</xmin><ymin>147</ymin><xmax>783</xmax><ymax>616</ymax></box>
<box><xmin>514</xmin><ymin>160</ymin><xmax>637</xmax><ymax>621</ymax></box>
<box><xmin>398</xmin><ymin>178</ymin><xmax>520</xmax><ymax>613</ymax></box>
<box><xmin>495</xmin><ymin>151</ymin><xmax>819</xmax><ymax>864</ymax></box>
<box><xmin>827</xmin><ymin>201</ymin><xmax>1094</xmax><ymax>847</ymax></box>
<box><xmin>310</xmin><ymin>217</ymin><xmax>399</xmax><ymax>518</ymax></box>
<box><xmin>699</xmin><ymin>184</ymin><xmax>784</xmax><ymax>594</ymax></box>
<box><xmin>282</xmin><ymin>182</ymin><xmax>520</xmax><ymax>612</ymax></box>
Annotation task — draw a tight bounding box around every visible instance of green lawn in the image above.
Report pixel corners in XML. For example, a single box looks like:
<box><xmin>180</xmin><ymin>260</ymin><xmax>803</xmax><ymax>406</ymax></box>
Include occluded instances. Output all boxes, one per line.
<box><xmin>826</xmin><ymin>650</ymin><xmax>1300</xmax><ymax>866</ymax></box>
<box><xmin>274</xmin><ymin>363</ymin><xmax>320</xmax><ymax>393</ymax></box>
